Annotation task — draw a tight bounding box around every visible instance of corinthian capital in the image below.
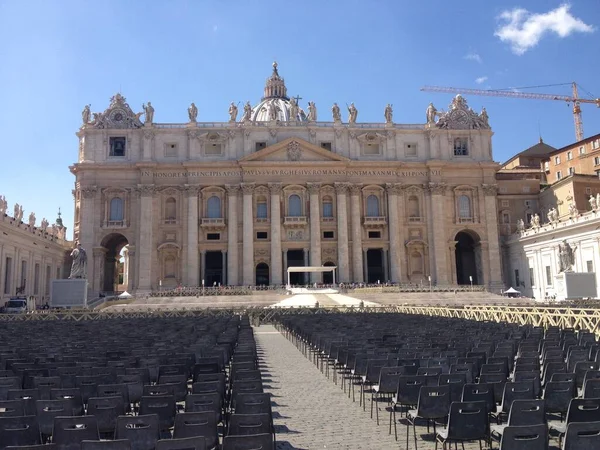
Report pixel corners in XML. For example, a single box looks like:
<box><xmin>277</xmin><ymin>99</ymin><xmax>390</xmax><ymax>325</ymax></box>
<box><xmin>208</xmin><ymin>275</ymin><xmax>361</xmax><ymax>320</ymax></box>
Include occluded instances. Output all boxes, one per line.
<box><xmin>137</xmin><ymin>184</ymin><xmax>156</xmax><ymax>197</ymax></box>
<box><xmin>225</xmin><ymin>184</ymin><xmax>241</xmax><ymax>195</ymax></box>
<box><xmin>268</xmin><ymin>182</ymin><xmax>283</xmax><ymax>195</ymax></box>
<box><xmin>240</xmin><ymin>183</ymin><xmax>255</xmax><ymax>195</ymax></box>
<box><xmin>427</xmin><ymin>182</ymin><xmax>447</xmax><ymax>196</ymax></box>
<box><xmin>81</xmin><ymin>186</ymin><xmax>98</xmax><ymax>199</ymax></box>
<box><xmin>481</xmin><ymin>183</ymin><xmax>498</xmax><ymax>196</ymax></box>
<box><xmin>143</xmin><ymin>129</ymin><xmax>155</xmax><ymax>140</ymax></box>
<box><xmin>349</xmin><ymin>184</ymin><xmax>363</xmax><ymax>195</ymax></box>
<box><xmin>385</xmin><ymin>183</ymin><xmax>403</xmax><ymax>195</ymax></box>
<box><xmin>334</xmin><ymin>182</ymin><xmax>350</xmax><ymax>195</ymax></box>
<box><xmin>183</xmin><ymin>184</ymin><xmax>201</xmax><ymax>197</ymax></box>
<box><xmin>306</xmin><ymin>182</ymin><xmax>322</xmax><ymax>195</ymax></box>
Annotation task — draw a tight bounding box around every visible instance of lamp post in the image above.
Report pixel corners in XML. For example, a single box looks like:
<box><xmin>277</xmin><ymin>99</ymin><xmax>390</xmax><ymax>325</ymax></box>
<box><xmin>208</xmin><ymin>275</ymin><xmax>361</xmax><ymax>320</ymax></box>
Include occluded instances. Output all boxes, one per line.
<box><xmin>428</xmin><ymin>275</ymin><xmax>432</xmax><ymax>293</ymax></box>
<box><xmin>469</xmin><ymin>275</ymin><xmax>473</xmax><ymax>291</ymax></box>
<box><xmin>159</xmin><ymin>280</ymin><xmax>162</xmax><ymax>293</ymax></box>
<box><xmin>202</xmin><ymin>279</ymin><xmax>205</xmax><ymax>297</ymax></box>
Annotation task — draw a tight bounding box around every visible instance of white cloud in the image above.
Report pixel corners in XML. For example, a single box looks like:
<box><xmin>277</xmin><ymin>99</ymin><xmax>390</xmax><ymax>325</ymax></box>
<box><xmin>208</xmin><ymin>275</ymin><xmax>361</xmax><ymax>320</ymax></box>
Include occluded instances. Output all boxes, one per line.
<box><xmin>464</xmin><ymin>52</ymin><xmax>482</xmax><ymax>63</ymax></box>
<box><xmin>495</xmin><ymin>3</ymin><xmax>594</xmax><ymax>55</ymax></box>
<box><xmin>475</xmin><ymin>76</ymin><xmax>488</xmax><ymax>84</ymax></box>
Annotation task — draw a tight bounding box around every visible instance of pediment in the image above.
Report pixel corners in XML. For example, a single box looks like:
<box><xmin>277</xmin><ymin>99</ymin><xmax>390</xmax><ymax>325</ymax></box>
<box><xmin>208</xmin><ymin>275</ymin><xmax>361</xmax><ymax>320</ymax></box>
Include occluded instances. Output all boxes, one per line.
<box><xmin>240</xmin><ymin>138</ymin><xmax>349</xmax><ymax>163</ymax></box>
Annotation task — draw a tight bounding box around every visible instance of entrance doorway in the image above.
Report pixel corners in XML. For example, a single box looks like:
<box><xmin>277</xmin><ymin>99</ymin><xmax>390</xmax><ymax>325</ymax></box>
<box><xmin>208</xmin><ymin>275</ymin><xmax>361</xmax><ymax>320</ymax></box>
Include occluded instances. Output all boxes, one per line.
<box><xmin>287</xmin><ymin>250</ymin><xmax>305</xmax><ymax>285</ymax></box>
<box><xmin>204</xmin><ymin>251</ymin><xmax>223</xmax><ymax>286</ymax></box>
<box><xmin>100</xmin><ymin>233</ymin><xmax>129</xmax><ymax>294</ymax></box>
<box><xmin>455</xmin><ymin>231</ymin><xmax>480</xmax><ymax>285</ymax></box>
<box><xmin>323</xmin><ymin>262</ymin><xmax>335</xmax><ymax>285</ymax></box>
<box><xmin>256</xmin><ymin>263</ymin><xmax>269</xmax><ymax>286</ymax></box>
<box><xmin>366</xmin><ymin>249</ymin><xmax>384</xmax><ymax>283</ymax></box>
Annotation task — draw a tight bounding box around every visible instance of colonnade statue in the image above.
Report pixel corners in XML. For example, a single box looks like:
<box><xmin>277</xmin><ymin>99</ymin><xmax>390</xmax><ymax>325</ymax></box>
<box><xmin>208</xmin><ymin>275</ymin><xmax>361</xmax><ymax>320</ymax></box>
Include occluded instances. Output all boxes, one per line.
<box><xmin>69</xmin><ymin>242</ymin><xmax>88</xmax><ymax>279</ymax></box>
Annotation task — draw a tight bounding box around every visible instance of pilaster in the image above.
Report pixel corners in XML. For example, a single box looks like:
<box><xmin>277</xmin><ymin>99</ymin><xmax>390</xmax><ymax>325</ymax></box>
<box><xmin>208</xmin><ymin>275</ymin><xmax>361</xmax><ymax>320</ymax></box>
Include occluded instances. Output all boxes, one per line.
<box><xmin>349</xmin><ymin>184</ymin><xmax>363</xmax><ymax>282</ymax></box>
<box><xmin>428</xmin><ymin>182</ymin><xmax>449</xmax><ymax>284</ymax></box>
<box><xmin>241</xmin><ymin>183</ymin><xmax>255</xmax><ymax>285</ymax></box>
<box><xmin>268</xmin><ymin>183</ymin><xmax>283</xmax><ymax>285</ymax></box>
<box><xmin>226</xmin><ymin>184</ymin><xmax>240</xmax><ymax>286</ymax></box>
<box><xmin>386</xmin><ymin>183</ymin><xmax>403</xmax><ymax>282</ymax></box>
<box><xmin>137</xmin><ymin>184</ymin><xmax>156</xmax><ymax>292</ymax></box>
<box><xmin>307</xmin><ymin>182</ymin><xmax>322</xmax><ymax>283</ymax></box>
<box><xmin>482</xmin><ymin>183</ymin><xmax>502</xmax><ymax>286</ymax></box>
<box><xmin>334</xmin><ymin>182</ymin><xmax>350</xmax><ymax>282</ymax></box>
<box><xmin>185</xmin><ymin>185</ymin><xmax>200</xmax><ymax>286</ymax></box>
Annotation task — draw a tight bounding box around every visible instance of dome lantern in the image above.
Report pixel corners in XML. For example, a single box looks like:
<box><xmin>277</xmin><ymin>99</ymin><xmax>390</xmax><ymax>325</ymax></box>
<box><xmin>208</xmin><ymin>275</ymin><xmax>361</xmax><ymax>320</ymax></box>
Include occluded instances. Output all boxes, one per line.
<box><xmin>263</xmin><ymin>61</ymin><xmax>289</xmax><ymax>100</ymax></box>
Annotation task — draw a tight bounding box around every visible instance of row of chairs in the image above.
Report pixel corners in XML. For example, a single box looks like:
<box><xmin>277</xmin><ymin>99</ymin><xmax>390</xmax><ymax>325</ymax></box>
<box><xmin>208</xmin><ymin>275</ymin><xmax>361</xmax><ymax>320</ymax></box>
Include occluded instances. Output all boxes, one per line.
<box><xmin>277</xmin><ymin>312</ymin><xmax>600</xmax><ymax>449</ymax></box>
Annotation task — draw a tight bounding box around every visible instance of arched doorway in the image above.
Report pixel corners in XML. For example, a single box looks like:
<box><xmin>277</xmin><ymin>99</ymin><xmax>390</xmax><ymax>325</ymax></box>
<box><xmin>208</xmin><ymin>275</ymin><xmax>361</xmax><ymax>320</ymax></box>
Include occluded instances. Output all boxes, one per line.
<box><xmin>455</xmin><ymin>231</ymin><xmax>481</xmax><ymax>285</ymax></box>
<box><xmin>323</xmin><ymin>262</ymin><xmax>335</xmax><ymax>285</ymax></box>
<box><xmin>100</xmin><ymin>233</ymin><xmax>129</xmax><ymax>294</ymax></box>
<box><xmin>256</xmin><ymin>263</ymin><xmax>269</xmax><ymax>286</ymax></box>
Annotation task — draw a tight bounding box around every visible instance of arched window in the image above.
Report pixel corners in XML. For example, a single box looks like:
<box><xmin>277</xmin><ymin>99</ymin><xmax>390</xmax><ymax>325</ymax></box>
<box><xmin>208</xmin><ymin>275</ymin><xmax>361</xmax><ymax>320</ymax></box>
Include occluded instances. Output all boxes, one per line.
<box><xmin>256</xmin><ymin>196</ymin><xmax>267</xmax><ymax>219</ymax></box>
<box><xmin>109</xmin><ymin>198</ymin><xmax>123</xmax><ymax>221</ymax></box>
<box><xmin>322</xmin><ymin>196</ymin><xmax>333</xmax><ymax>218</ymax></box>
<box><xmin>408</xmin><ymin>195</ymin><xmax>420</xmax><ymax>218</ymax></box>
<box><xmin>458</xmin><ymin>195</ymin><xmax>471</xmax><ymax>218</ymax></box>
<box><xmin>288</xmin><ymin>194</ymin><xmax>302</xmax><ymax>216</ymax></box>
<box><xmin>366</xmin><ymin>195</ymin><xmax>380</xmax><ymax>217</ymax></box>
<box><xmin>411</xmin><ymin>251</ymin><xmax>423</xmax><ymax>275</ymax></box>
<box><xmin>207</xmin><ymin>196</ymin><xmax>221</xmax><ymax>218</ymax></box>
<box><xmin>165</xmin><ymin>197</ymin><xmax>176</xmax><ymax>220</ymax></box>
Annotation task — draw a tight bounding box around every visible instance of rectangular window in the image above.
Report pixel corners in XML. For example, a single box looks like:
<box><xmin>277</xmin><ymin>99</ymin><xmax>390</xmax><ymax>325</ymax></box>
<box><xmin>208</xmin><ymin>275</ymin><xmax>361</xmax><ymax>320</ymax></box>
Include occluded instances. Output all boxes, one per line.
<box><xmin>164</xmin><ymin>143</ymin><xmax>178</xmax><ymax>157</ymax></box>
<box><xmin>586</xmin><ymin>187</ymin><xmax>592</xmax><ymax>194</ymax></box>
<box><xmin>323</xmin><ymin>231</ymin><xmax>334</xmax><ymax>239</ymax></box>
<box><xmin>4</xmin><ymin>257</ymin><xmax>12</xmax><ymax>294</ymax></box>
<box><xmin>587</xmin><ymin>260</ymin><xmax>594</xmax><ymax>273</ymax></box>
<box><xmin>256</xmin><ymin>202</ymin><xmax>267</xmax><ymax>219</ymax></box>
<box><xmin>453</xmin><ymin>138</ymin><xmax>468</xmax><ymax>156</ymax></box>
<box><xmin>514</xmin><ymin>269</ymin><xmax>520</xmax><ymax>287</ymax></box>
<box><xmin>593</xmin><ymin>140</ymin><xmax>600</xmax><ymax>150</ymax></box>
<box><xmin>405</xmin><ymin>143</ymin><xmax>418</xmax><ymax>157</ymax></box>
<box><xmin>256</xmin><ymin>231</ymin><xmax>268</xmax><ymax>240</ymax></box>
<box><xmin>20</xmin><ymin>260</ymin><xmax>26</xmax><ymax>287</ymax></box>
<box><xmin>501</xmin><ymin>200</ymin><xmax>509</xmax><ymax>207</ymax></box>
<box><xmin>567</xmin><ymin>151</ymin><xmax>572</xmax><ymax>161</ymax></box>
<box><xmin>255</xmin><ymin>142</ymin><xmax>267</xmax><ymax>151</ymax></box>
<box><xmin>322</xmin><ymin>202</ymin><xmax>333</xmax><ymax>218</ymax></box>
<box><xmin>579</xmin><ymin>146</ymin><xmax>585</xmax><ymax>155</ymax></box>
<box><xmin>368</xmin><ymin>231</ymin><xmax>381</xmax><ymax>239</ymax></box>
<box><xmin>109</xmin><ymin>137</ymin><xmax>126</xmax><ymax>157</ymax></box>
<box><xmin>362</xmin><ymin>143</ymin><xmax>380</xmax><ymax>155</ymax></box>
<box><xmin>205</xmin><ymin>143</ymin><xmax>222</xmax><ymax>156</ymax></box>
<box><xmin>502</xmin><ymin>212</ymin><xmax>510</xmax><ymax>224</ymax></box>
<box><xmin>529</xmin><ymin>267</ymin><xmax>535</xmax><ymax>287</ymax></box>
<box><xmin>568</xmin><ymin>167</ymin><xmax>575</xmax><ymax>175</ymax></box>
<box><xmin>34</xmin><ymin>263</ymin><xmax>40</xmax><ymax>295</ymax></box>
<box><xmin>556</xmin><ymin>171</ymin><xmax>562</xmax><ymax>181</ymax></box>
<box><xmin>544</xmin><ymin>161</ymin><xmax>550</xmax><ymax>171</ymax></box>
<box><xmin>206</xmin><ymin>233</ymin><xmax>220</xmax><ymax>241</ymax></box>
<box><xmin>45</xmin><ymin>265</ymin><xmax>51</xmax><ymax>295</ymax></box>
<box><xmin>595</xmin><ymin>157</ymin><xmax>600</xmax><ymax>166</ymax></box>
<box><xmin>545</xmin><ymin>266</ymin><xmax>552</xmax><ymax>285</ymax></box>
<box><xmin>554</xmin><ymin>156</ymin><xmax>560</xmax><ymax>165</ymax></box>
<box><xmin>320</xmin><ymin>142</ymin><xmax>332</xmax><ymax>151</ymax></box>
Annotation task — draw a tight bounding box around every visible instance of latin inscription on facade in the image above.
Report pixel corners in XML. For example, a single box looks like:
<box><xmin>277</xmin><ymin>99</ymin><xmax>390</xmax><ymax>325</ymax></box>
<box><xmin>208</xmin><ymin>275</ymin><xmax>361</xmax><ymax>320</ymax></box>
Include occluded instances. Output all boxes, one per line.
<box><xmin>141</xmin><ymin>169</ymin><xmax>441</xmax><ymax>178</ymax></box>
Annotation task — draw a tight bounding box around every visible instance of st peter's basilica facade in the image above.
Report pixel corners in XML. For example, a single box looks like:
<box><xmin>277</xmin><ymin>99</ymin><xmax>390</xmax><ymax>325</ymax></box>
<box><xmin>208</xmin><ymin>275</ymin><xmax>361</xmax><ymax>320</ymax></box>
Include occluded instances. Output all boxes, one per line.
<box><xmin>71</xmin><ymin>63</ymin><xmax>502</xmax><ymax>294</ymax></box>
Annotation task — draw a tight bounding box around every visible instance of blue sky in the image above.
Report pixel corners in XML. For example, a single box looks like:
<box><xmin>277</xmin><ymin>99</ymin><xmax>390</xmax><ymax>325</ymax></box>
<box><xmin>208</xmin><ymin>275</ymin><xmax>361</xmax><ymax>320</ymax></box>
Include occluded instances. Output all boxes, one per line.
<box><xmin>0</xmin><ymin>0</ymin><xmax>599</xmax><ymax>235</ymax></box>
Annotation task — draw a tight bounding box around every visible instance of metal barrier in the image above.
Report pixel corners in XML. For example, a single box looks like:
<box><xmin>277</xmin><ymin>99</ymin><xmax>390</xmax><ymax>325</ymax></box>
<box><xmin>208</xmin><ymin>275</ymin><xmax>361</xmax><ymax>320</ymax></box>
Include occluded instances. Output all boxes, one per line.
<box><xmin>2</xmin><ymin>304</ymin><xmax>599</xmax><ymax>337</ymax></box>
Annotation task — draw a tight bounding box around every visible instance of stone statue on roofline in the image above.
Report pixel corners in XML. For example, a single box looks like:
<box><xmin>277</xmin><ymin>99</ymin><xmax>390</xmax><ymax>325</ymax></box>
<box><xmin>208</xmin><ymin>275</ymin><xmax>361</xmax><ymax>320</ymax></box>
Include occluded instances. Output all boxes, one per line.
<box><xmin>530</xmin><ymin>213</ymin><xmax>540</xmax><ymax>229</ymax></box>
<box><xmin>142</xmin><ymin>102</ymin><xmax>154</xmax><ymax>124</ymax></box>
<box><xmin>41</xmin><ymin>217</ymin><xmax>49</xmax><ymax>231</ymax></box>
<box><xmin>568</xmin><ymin>201</ymin><xmax>579</xmax><ymax>218</ymax></box>
<box><xmin>289</xmin><ymin>97</ymin><xmax>299</xmax><ymax>121</ymax></box>
<box><xmin>307</xmin><ymin>101</ymin><xmax>317</xmax><ymax>121</ymax></box>
<box><xmin>228</xmin><ymin>102</ymin><xmax>238</xmax><ymax>122</ymax></box>
<box><xmin>558</xmin><ymin>240</ymin><xmax>576</xmax><ymax>273</ymax></box>
<box><xmin>242</xmin><ymin>101</ymin><xmax>252</xmax><ymax>122</ymax></box>
<box><xmin>547</xmin><ymin>207</ymin><xmax>558</xmax><ymax>224</ymax></box>
<box><xmin>384</xmin><ymin>104</ymin><xmax>393</xmax><ymax>124</ymax></box>
<box><xmin>347</xmin><ymin>102</ymin><xmax>358</xmax><ymax>124</ymax></box>
<box><xmin>0</xmin><ymin>195</ymin><xmax>7</xmax><ymax>215</ymax></box>
<box><xmin>188</xmin><ymin>102</ymin><xmax>198</xmax><ymax>122</ymax></box>
<box><xmin>516</xmin><ymin>218</ymin><xmax>525</xmax><ymax>233</ymax></box>
<box><xmin>589</xmin><ymin>195</ymin><xmax>598</xmax><ymax>211</ymax></box>
<box><xmin>81</xmin><ymin>104</ymin><xmax>91</xmax><ymax>125</ymax></box>
<box><xmin>332</xmin><ymin>103</ymin><xmax>341</xmax><ymax>122</ymax></box>
<box><xmin>426</xmin><ymin>103</ymin><xmax>437</xmax><ymax>124</ymax></box>
<box><xmin>28</xmin><ymin>212</ymin><xmax>36</xmax><ymax>228</ymax></box>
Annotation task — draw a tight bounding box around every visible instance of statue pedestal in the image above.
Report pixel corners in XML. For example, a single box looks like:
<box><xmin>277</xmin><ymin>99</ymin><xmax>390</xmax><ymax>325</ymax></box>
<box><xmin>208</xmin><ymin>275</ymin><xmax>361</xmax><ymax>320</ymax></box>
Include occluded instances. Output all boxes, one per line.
<box><xmin>50</xmin><ymin>279</ymin><xmax>88</xmax><ymax>308</ymax></box>
<box><xmin>554</xmin><ymin>272</ymin><xmax>597</xmax><ymax>301</ymax></box>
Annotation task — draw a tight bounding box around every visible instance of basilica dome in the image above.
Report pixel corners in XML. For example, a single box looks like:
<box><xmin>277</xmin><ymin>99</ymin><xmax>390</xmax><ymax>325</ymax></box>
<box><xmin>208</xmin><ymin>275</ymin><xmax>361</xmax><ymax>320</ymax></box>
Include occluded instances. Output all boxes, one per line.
<box><xmin>250</xmin><ymin>62</ymin><xmax>307</xmax><ymax>122</ymax></box>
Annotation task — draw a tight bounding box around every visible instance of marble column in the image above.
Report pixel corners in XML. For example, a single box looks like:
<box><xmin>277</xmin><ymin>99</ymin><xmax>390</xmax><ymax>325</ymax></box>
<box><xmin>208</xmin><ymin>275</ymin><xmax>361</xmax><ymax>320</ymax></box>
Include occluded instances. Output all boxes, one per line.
<box><xmin>428</xmin><ymin>182</ymin><xmax>449</xmax><ymax>284</ymax></box>
<box><xmin>307</xmin><ymin>182</ymin><xmax>322</xmax><ymax>283</ymax></box>
<box><xmin>334</xmin><ymin>182</ymin><xmax>350</xmax><ymax>283</ymax></box>
<box><xmin>349</xmin><ymin>184</ymin><xmax>363</xmax><ymax>282</ymax></box>
<box><xmin>78</xmin><ymin>186</ymin><xmax>97</xmax><ymax>262</ymax></box>
<box><xmin>225</xmin><ymin>184</ymin><xmax>240</xmax><ymax>286</ymax></box>
<box><xmin>142</xmin><ymin>129</ymin><xmax>155</xmax><ymax>161</ymax></box>
<box><xmin>241</xmin><ymin>183</ymin><xmax>255</xmax><ymax>286</ymax></box>
<box><xmin>482</xmin><ymin>184</ymin><xmax>503</xmax><ymax>286</ymax></box>
<box><xmin>137</xmin><ymin>185</ymin><xmax>155</xmax><ymax>292</ymax></box>
<box><xmin>222</xmin><ymin>251</ymin><xmax>227</xmax><ymax>285</ymax></box>
<box><xmin>303</xmin><ymin>249</ymin><xmax>309</xmax><ymax>284</ymax></box>
<box><xmin>200</xmin><ymin>250</ymin><xmax>206</xmax><ymax>283</ymax></box>
<box><xmin>363</xmin><ymin>249</ymin><xmax>368</xmax><ymax>282</ymax></box>
<box><xmin>185</xmin><ymin>185</ymin><xmax>200</xmax><ymax>287</ymax></box>
<box><xmin>383</xmin><ymin>249</ymin><xmax>389</xmax><ymax>282</ymax></box>
<box><xmin>268</xmin><ymin>183</ymin><xmax>283</xmax><ymax>286</ymax></box>
<box><xmin>385</xmin><ymin>183</ymin><xmax>402</xmax><ymax>283</ymax></box>
<box><xmin>282</xmin><ymin>251</ymin><xmax>288</xmax><ymax>285</ymax></box>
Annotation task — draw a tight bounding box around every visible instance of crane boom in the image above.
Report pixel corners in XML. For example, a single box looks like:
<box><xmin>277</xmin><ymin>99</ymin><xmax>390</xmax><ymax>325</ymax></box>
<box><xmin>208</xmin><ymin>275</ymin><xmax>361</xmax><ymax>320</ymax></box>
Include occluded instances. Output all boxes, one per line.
<box><xmin>421</xmin><ymin>83</ymin><xmax>600</xmax><ymax>141</ymax></box>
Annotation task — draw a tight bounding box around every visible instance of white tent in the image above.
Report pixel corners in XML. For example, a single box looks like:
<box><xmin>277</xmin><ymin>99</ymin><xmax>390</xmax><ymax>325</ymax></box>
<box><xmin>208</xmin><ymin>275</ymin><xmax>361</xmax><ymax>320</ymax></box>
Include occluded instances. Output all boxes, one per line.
<box><xmin>117</xmin><ymin>291</ymin><xmax>133</xmax><ymax>299</ymax></box>
<box><xmin>504</xmin><ymin>287</ymin><xmax>520</xmax><ymax>294</ymax></box>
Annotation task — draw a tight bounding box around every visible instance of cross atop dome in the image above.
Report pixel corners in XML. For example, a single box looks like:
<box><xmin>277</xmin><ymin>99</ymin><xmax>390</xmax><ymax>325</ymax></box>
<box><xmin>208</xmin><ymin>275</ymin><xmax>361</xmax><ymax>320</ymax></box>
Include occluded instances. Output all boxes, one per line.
<box><xmin>263</xmin><ymin>61</ymin><xmax>289</xmax><ymax>100</ymax></box>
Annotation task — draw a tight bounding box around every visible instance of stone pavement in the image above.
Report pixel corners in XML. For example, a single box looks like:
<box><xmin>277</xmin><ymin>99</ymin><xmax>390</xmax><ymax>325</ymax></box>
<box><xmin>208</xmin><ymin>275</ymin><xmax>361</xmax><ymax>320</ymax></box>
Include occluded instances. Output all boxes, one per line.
<box><xmin>255</xmin><ymin>325</ymin><xmax>469</xmax><ymax>450</ymax></box>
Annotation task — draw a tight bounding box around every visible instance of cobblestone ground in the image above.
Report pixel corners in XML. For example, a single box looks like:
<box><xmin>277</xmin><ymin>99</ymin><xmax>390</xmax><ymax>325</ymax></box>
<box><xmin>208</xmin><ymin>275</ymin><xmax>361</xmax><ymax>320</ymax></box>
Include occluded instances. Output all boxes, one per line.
<box><xmin>255</xmin><ymin>325</ymin><xmax>485</xmax><ymax>450</ymax></box>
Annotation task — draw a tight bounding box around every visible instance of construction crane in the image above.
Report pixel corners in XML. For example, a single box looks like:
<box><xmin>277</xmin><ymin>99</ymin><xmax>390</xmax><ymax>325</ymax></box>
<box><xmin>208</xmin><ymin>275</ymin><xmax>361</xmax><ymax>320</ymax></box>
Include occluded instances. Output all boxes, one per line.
<box><xmin>421</xmin><ymin>82</ymin><xmax>600</xmax><ymax>142</ymax></box>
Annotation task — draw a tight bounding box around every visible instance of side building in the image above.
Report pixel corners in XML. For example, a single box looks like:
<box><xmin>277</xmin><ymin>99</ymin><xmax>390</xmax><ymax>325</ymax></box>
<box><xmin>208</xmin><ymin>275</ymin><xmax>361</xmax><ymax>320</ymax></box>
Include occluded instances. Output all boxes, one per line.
<box><xmin>71</xmin><ymin>63</ymin><xmax>503</xmax><ymax>296</ymax></box>
<box><xmin>502</xmin><ymin>134</ymin><xmax>600</xmax><ymax>299</ymax></box>
<box><xmin>0</xmin><ymin>200</ymin><xmax>72</xmax><ymax>306</ymax></box>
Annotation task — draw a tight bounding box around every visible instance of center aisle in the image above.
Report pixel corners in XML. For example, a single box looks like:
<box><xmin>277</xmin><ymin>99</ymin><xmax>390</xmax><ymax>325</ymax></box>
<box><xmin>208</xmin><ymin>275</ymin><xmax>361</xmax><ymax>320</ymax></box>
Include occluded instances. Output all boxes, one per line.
<box><xmin>255</xmin><ymin>325</ymin><xmax>405</xmax><ymax>450</ymax></box>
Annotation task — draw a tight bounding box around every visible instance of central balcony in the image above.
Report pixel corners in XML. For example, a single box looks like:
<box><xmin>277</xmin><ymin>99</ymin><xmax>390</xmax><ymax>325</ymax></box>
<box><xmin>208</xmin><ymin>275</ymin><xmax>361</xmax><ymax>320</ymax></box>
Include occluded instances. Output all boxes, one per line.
<box><xmin>363</xmin><ymin>216</ymin><xmax>387</xmax><ymax>228</ymax></box>
<box><xmin>284</xmin><ymin>216</ymin><xmax>307</xmax><ymax>228</ymax></box>
<box><xmin>201</xmin><ymin>218</ymin><xmax>226</xmax><ymax>230</ymax></box>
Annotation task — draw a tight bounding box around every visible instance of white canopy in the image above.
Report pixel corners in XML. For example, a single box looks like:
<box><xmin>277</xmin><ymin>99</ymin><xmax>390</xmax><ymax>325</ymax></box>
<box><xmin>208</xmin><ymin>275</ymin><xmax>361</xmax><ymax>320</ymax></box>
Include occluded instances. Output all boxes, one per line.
<box><xmin>118</xmin><ymin>291</ymin><xmax>133</xmax><ymax>299</ymax></box>
<box><xmin>287</xmin><ymin>266</ymin><xmax>337</xmax><ymax>273</ymax></box>
<box><xmin>504</xmin><ymin>287</ymin><xmax>521</xmax><ymax>294</ymax></box>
